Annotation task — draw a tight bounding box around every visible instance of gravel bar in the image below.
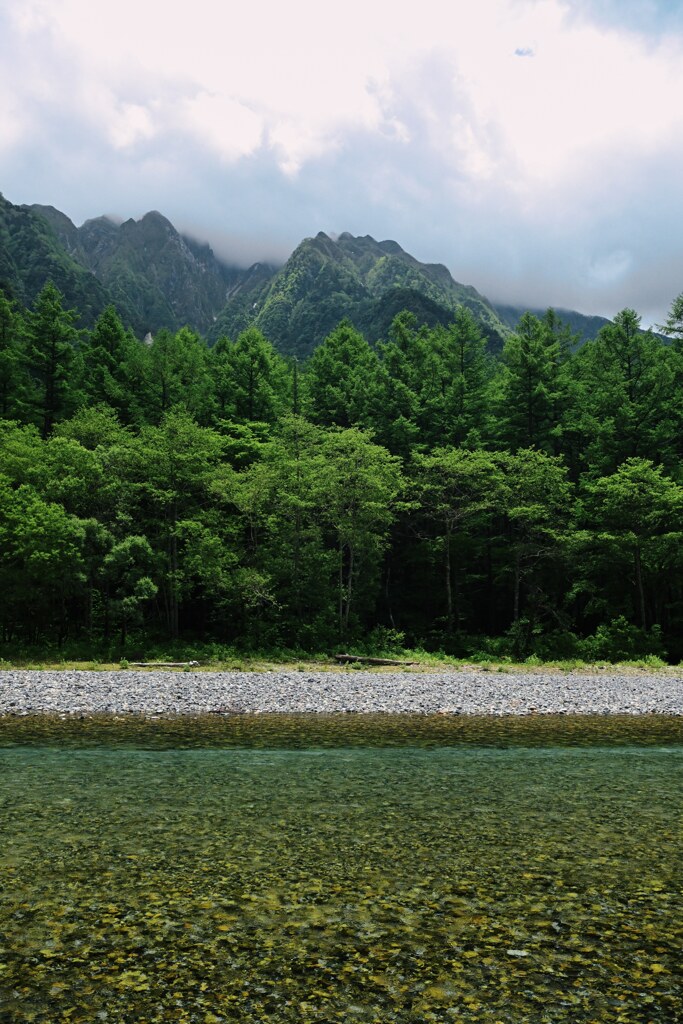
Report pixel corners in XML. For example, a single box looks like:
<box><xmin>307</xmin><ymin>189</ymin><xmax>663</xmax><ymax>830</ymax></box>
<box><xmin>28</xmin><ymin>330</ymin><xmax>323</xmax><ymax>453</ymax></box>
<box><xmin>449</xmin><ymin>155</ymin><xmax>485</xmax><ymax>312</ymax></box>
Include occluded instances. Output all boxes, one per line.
<box><xmin>0</xmin><ymin>669</ymin><xmax>682</xmax><ymax>716</ymax></box>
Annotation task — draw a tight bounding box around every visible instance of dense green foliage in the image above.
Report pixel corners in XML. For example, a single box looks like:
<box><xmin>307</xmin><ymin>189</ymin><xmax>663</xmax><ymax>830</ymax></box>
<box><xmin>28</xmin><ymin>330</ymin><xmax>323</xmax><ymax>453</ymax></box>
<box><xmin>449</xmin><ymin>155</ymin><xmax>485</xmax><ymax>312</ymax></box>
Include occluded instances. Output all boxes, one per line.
<box><xmin>2</xmin><ymin>281</ymin><xmax>683</xmax><ymax>661</ymax></box>
<box><xmin>0</xmin><ymin>196</ymin><xmax>110</xmax><ymax>324</ymax></box>
<box><xmin>0</xmin><ymin>197</ymin><xmax>242</xmax><ymax>336</ymax></box>
<box><xmin>212</xmin><ymin>232</ymin><xmax>509</xmax><ymax>357</ymax></box>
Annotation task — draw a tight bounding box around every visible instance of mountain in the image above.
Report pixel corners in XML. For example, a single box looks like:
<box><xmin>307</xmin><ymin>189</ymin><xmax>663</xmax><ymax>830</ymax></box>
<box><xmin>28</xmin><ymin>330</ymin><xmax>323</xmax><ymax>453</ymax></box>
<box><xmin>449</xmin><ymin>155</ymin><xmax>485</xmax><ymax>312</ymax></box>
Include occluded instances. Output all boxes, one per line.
<box><xmin>494</xmin><ymin>302</ymin><xmax>612</xmax><ymax>345</ymax></box>
<box><xmin>211</xmin><ymin>231</ymin><xmax>509</xmax><ymax>356</ymax></box>
<box><xmin>30</xmin><ymin>205</ymin><xmax>239</xmax><ymax>335</ymax></box>
<box><xmin>0</xmin><ymin>194</ymin><xmax>110</xmax><ymax>324</ymax></box>
<box><xmin>1</xmin><ymin>192</ymin><xmax>619</xmax><ymax>354</ymax></box>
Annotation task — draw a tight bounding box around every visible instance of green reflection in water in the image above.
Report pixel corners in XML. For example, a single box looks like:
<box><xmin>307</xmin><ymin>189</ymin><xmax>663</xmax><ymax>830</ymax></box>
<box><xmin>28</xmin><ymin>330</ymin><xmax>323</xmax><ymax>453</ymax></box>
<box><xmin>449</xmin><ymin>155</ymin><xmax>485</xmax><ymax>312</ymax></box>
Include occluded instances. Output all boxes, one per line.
<box><xmin>2</xmin><ymin>711</ymin><xmax>683</xmax><ymax>748</ymax></box>
<box><xmin>0</xmin><ymin>721</ymin><xmax>681</xmax><ymax>1022</ymax></box>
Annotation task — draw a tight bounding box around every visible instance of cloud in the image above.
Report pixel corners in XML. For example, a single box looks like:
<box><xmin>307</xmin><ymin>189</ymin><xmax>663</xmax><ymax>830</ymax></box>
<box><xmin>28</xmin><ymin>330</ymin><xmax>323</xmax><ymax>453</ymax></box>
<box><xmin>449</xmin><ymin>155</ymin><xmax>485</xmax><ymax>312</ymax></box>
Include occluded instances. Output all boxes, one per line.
<box><xmin>108</xmin><ymin>102</ymin><xmax>156</xmax><ymax>150</ymax></box>
<box><xmin>2</xmin><ymin>0</ymin><xmax>683</xmax><ymax>323</ymax></box>
<box><xmin>179</xmin><ymin>93</ymin><xmax>263</xmax><ymax>163</ymax></box>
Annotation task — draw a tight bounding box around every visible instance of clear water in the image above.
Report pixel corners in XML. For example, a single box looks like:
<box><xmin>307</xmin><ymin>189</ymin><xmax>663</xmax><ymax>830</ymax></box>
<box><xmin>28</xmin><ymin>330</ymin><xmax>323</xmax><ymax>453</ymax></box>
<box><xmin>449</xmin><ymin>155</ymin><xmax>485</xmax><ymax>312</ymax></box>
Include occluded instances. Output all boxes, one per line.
<box><xmin>0</xmin><ymin>716</ymin><xmax>681</xmax><ymax>1023</ymax></box>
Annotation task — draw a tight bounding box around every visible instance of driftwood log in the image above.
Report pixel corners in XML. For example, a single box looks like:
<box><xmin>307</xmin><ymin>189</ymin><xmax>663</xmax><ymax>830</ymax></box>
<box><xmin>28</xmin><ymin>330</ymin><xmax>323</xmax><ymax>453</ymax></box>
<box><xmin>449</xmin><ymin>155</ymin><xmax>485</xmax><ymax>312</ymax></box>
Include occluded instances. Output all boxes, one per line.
<box><xmin>128</xmin><ymin>661</ymin><xmax>200</xmax><ymax>668</ymax></box>
<box><xmin>334</xmin><ymin>653</ymin><xmax>417</xmax><ymax>666</ymax></box>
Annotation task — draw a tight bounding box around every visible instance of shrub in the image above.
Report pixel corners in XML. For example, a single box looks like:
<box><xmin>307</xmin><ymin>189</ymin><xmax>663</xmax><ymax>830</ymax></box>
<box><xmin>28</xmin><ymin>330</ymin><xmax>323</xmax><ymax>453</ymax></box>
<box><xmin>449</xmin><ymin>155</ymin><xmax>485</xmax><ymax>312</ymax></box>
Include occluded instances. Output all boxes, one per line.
<box><xmin>580</xmin><ymin>616</ymin><xmax>666</xmax><ymax>662</ymax></box>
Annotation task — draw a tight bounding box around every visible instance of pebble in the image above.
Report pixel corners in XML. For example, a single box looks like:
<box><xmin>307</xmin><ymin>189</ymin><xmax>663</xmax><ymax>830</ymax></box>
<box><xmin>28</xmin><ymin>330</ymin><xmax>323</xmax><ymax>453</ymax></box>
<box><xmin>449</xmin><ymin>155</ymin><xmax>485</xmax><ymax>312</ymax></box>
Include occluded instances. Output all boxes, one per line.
<box><xmin>0</xmin><ymin>669</ymin><xmax>681</xmax><ymax>716</ymax></box>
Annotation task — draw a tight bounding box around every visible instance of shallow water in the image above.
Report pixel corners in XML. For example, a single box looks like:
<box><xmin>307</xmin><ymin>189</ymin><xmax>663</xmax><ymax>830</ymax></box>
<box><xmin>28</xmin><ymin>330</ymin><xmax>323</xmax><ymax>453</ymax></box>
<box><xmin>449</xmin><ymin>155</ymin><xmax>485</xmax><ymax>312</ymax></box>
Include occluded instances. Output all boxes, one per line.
<box><xmin>0</xmin><ymin>717</ymin><xmax>681</xmax><ymax>1023</ymax></box>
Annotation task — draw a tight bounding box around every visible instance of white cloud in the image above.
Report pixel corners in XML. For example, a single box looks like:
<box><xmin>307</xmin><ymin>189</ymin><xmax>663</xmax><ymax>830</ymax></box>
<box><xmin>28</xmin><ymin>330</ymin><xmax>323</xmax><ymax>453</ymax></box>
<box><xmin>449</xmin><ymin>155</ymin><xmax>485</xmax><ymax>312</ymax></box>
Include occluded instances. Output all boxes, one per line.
<box><xmin>108</xmin><ymin>102</ymin><xmax>156</xmax><ymax>149</ymax></box>
<box><xmin>5</xmin><ymin>0</ymin><xmax>54</xmax><ymax>34</ymax></box>
<box><xmin>8</xmin><ymin>0</ymin><xmax>683</xmax><ymax>185</ymax></box>
<box><xmin>3</xmin><ymin>0</ymin><xmax>683</xmax><ymax>320</ymax></box>
<box><xmin>180</xmin><ymin>93</ymin><xmax>263</xmax><ymax>163</ymax></box>
<box><xmin>0</xmin><ymin>94</ymin><xmax>24</xmax><ymax>154</ymax></box>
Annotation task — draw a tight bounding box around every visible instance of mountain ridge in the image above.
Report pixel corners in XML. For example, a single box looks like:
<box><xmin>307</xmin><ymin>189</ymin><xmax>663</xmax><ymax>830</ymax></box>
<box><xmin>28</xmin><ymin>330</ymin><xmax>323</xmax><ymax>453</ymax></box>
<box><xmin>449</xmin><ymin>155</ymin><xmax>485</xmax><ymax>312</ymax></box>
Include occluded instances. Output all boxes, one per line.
<box><xmin>210</xmin><ymin>229</ymin><xmax>510</xmax><ymax>356</ymax></box>
<box><xmin>29</xmin><ymin>205</ymin><xmax>240</xmax><ymax>335</ymax></box>
<box><xmin>0</xmin><ymin>192</ymin><xmax>617</xmax><ymax>352</ymax></box>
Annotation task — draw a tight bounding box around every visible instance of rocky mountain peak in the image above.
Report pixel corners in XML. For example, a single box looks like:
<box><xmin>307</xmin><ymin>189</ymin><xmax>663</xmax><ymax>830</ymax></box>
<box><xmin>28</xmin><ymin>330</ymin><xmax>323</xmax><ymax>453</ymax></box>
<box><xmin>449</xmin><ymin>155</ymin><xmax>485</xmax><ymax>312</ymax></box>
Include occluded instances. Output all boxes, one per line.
<box><xmin>378</xmin><ymin>239</ymin><xmax>404</xmax><ymax>256</ymax></box>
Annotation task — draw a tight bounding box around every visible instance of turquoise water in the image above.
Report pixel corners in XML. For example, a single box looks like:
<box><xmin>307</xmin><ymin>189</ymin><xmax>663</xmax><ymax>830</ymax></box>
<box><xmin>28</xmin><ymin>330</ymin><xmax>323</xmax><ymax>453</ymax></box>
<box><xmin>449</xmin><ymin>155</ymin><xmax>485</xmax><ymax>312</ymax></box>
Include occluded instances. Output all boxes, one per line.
<box><xmin>0</xmin><ymin>719</ymin><xmax>681</xmax><ymax>1022</ymax></box>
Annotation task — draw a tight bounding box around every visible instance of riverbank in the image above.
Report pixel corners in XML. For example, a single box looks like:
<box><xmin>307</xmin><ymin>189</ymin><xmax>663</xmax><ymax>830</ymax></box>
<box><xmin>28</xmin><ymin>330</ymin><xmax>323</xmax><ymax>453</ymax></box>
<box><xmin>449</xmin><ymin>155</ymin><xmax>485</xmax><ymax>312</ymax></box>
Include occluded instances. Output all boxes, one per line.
<box><xmin>0</xmin><ymin>668</ymin><xmax>681</xmax><ymax>716</ymax></box>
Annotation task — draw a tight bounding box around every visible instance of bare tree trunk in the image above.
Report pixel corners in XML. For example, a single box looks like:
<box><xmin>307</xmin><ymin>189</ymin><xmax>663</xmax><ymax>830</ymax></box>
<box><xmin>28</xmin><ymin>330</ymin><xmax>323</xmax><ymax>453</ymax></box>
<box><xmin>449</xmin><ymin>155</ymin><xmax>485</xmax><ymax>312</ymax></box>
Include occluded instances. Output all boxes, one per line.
<box><xmin>445</xmin><ymin>523</ymin><xmax>454</xmax><ymax>635</ymax></box>
<box><xmin>84</xmin><ymin>585</ymin><xmax>93</xmax><ymax>635</ymax></box>
<box><xmin>338</xmin><ymin>539</ymin><xmax>344</xmax><ymax>640</ymax></box>
<box><xmin>170</xmin><ymin>534</ymin><xmax>179</xmax><ymax>641</ymax></box>
<box><xmin>169</xmin><ymin>500</ymin><xmax>179</xmax><ymax>641</ymax></box>
<box><xmin>634</xmin><ymin>544</ymin><xmax>646</xmax><ymax>629</ymax></box>
<box><xmin>486</xmin><ymin>536</ymin><xmax>495</xmax><ymax>634</ymax></box>
<box><xmin>513</xmin><ymin>549</ymin><xmax>521</xmax><ymax>623</ymax></box>
<box><xmin>344</xmin><ymin>546</ymin><xmax>354</xmax><ymax>636</ymax></box>
<box><xmin>385</xmin><ymin>561</ymin><xmax>396</xmax><ymax>630</ymax></box>
<box><xmin>292</xmin><ymin>421</ymin><xmax>302</xmax><ymax>630</ymax></box>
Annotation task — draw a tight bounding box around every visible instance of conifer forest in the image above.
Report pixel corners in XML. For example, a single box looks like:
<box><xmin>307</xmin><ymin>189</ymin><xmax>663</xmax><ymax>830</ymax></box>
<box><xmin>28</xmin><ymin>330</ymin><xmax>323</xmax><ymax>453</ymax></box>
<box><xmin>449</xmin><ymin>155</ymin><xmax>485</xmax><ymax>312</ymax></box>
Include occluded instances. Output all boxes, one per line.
<box><xmin>2</xmin><ymin>283</ymin><xmax>683</xmax><ymax>662</ymax></box>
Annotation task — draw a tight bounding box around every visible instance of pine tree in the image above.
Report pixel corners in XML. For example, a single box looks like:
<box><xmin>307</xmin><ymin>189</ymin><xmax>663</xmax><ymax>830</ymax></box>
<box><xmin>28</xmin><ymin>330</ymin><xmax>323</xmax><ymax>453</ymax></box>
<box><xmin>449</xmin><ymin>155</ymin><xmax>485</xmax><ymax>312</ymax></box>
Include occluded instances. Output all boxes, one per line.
<box><xmin>80</xmin><ymin>305</ymin><xmax>145</xmax><ymax>423</ymax></box>
<box><xmin>0</xmin><ymin>293</ymin><xmax>29</xmax><ymax>420</ymax></box>
<box><xmin>497</xmin><ymin>312</ymin><xmax>562</xmax><ymax>452</ymax></box>
<box><xmin>305</xmin><ymin>320</ymin><xmax>380</xmax><ymax>428</ymax></box>
<box><xmin>26</xmin><ymin>282</ymin><xmax>79</xmax><ymax>437</ymax></box>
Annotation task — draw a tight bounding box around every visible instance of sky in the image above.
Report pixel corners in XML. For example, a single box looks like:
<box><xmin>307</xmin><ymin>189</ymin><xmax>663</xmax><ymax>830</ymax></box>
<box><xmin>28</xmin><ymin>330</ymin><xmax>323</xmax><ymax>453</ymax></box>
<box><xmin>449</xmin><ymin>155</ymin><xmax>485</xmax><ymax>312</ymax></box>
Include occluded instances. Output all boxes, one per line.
<box><xmin>2</xmin><ymin>0</ymin><xmax>683</xmax><ymax>325</ymax></box>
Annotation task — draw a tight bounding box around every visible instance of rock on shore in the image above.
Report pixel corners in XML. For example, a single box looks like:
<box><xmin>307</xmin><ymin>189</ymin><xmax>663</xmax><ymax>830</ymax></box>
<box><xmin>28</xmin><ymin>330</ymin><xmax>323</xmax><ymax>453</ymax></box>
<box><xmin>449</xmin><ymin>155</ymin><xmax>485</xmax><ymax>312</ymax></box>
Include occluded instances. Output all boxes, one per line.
<box><xmin>0</xmin><ymin>669</ymin><xmax>681</xmax><ymax>716</ymax></box>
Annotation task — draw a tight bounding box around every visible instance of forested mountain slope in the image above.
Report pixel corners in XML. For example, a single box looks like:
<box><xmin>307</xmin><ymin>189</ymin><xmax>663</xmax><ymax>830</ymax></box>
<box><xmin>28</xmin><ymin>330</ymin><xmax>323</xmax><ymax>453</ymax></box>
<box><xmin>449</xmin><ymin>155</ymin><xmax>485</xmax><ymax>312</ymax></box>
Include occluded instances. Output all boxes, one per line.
<box><xmin>0</xmin><ymin>194</ymin><xmax>110</xmax><ymax>325</ymax></box>
<box><xmin>30</xmin><ymin>205</ymin><xmax>239</xmax><ymax>335</ymax></box>
<box><xmin>1</xmin><ymin>191</ymin><xmax>633</xmax><ymax>351</ymax></box>
<box><xmin>495</xmin><ymin>303</ymin><xmax>612</xmax><ymax>345</ymax></box>
<box><xmin>211</xmin><ymin>232</ymin><xmax>509</xmax><ymax>356</ymax></box>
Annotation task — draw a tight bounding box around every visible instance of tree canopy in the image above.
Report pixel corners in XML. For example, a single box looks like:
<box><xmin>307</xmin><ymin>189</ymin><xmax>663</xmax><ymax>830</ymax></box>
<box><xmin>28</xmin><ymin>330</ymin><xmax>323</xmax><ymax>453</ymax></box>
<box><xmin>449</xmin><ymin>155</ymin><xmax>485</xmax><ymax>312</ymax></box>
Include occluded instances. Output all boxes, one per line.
<box><xmin>2</xmin><ymin>285</ymin><xmax>683</xmax><ymax>662</ymax></box>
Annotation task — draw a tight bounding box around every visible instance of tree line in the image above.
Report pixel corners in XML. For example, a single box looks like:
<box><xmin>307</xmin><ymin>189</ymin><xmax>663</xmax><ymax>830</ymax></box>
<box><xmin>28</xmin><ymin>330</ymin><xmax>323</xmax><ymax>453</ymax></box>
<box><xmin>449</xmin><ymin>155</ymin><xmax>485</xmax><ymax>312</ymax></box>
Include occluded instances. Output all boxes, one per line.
<box><xmin>2</xmin><ymin>282</ymin><xmax>683</xmax><ymax>661</ymax></box>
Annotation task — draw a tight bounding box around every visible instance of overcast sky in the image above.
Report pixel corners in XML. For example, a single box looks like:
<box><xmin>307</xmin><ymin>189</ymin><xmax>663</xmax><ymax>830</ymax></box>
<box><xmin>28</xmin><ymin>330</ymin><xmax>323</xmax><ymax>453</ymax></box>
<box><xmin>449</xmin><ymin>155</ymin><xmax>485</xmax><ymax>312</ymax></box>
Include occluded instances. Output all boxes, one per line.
<box><xmin>2</xmin><ymin>0</ymin><xmax>683</xmax><ymax>324</ymax></box>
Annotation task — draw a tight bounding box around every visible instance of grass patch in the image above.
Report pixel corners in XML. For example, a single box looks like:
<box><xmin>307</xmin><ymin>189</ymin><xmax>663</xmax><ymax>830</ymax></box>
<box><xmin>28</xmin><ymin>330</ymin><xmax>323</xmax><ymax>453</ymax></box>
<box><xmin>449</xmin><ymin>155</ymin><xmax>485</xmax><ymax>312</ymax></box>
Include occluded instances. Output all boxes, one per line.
<box><xmin>0</xmin><ymin>646</ymin><xmax>679</xmax><ymax>674</ymax></box>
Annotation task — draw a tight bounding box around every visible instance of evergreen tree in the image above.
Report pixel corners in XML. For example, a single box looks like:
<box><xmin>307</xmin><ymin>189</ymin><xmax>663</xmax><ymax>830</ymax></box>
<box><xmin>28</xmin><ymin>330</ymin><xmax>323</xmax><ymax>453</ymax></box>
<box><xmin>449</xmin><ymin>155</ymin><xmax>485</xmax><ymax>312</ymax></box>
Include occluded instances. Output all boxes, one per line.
<box><xmin>26</xmin><ymin>282</ymin><xmax>79</xmax><ymax>437</ymax></box>
<box><xmin>373</xmin><ymin>312</ymin><xmax>425</xmax><ymax>457</ymax></box>
<box><xmin>498</xmin><ymin>448</ymin><xmax>572</xmax><ymax>634</ymax></box>
<box><xmin>305</xmin><ymin>320</ymin><xmax>380</xmax><ymax>428</ymax></box>
<box><xmin>124</xmin><ymin>411</ymin><xmax>226</xmax><ymax>639</ymax></box>
<box><xmin>497</xmin><ymin>312</ymin><xmax>563</xmax><ymax>452</ymax></box>
<box><xmin>80</xmin><ymin>306</ymin><xmax>146</xmax><ymax>424</ymax></box>
<box><xmin>233</xmin><ymin>418</ymin><xmax>336</xmax><ymax>645</ymax></box>
<box><xmin>210</xmin><ymin>327</ymin><xmax>288</xmax><ymax>425</ymax></box>
<box><xmin>143</xmin><ymin>327</ymin><xmax>213</xmax><ymax>424</ymax></box>
<box><xmin>659</xmin><ymin>292</ymin><xmax>683</xmax><ymax>346</ymax></box>
<box><xmin>0</xmin><ymin>294</ymin><xmax>29</xmax><ymax>420</ymax></box>
<box><xmin>317</xmin><ymin>428</ymin><xmax>403</xmax><ymax>639</ymax></box>
<box><xmin>0</xmin><ymin>474</ymin><xmax>87</xmax><ymax>643</ymax></box>
<box><xmin>421</xmin><ymin>307</ymin><xmax>494</xmax><ymax>448</ymax></box>
<box><xmin>572</xmin><ymin>309</ymin><xmax>676</xmax><ymax>473</ymax></box>
<box><xmin>101</xmin><ymin>536</ymin><xmax>158</xmax><ymax>643</ymax></box>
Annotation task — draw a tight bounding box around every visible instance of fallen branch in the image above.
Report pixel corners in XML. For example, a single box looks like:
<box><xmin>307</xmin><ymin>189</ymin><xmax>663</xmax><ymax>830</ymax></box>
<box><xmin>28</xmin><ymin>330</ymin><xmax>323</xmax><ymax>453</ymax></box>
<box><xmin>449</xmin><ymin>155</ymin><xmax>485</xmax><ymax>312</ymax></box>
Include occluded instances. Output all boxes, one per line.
<box><xmin>334</xmin><ymin>653</ymin><xmax>417</xmax><ymax>666</ymax></box>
